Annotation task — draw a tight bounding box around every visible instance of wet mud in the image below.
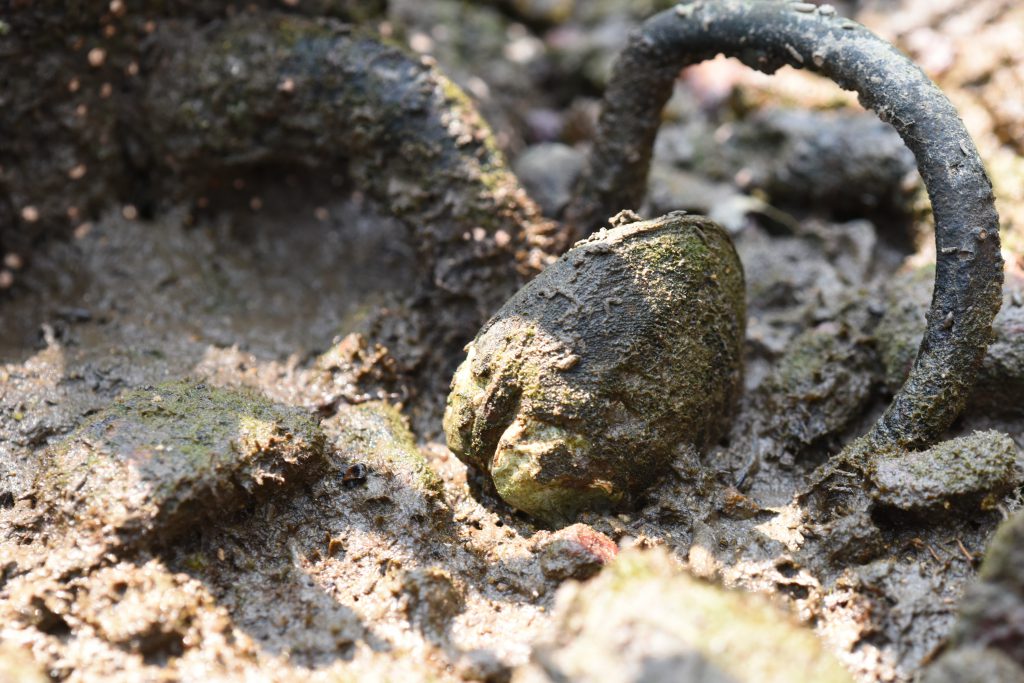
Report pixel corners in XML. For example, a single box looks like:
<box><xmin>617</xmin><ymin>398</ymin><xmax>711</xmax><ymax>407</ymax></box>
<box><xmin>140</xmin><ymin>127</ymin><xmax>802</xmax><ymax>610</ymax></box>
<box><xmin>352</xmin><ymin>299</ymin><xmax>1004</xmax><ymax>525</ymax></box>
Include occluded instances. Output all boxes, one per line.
<box><xmin>2</xmin><ymin>1</ymin><xmax>1024</xmax><ymax>682</ymax></box>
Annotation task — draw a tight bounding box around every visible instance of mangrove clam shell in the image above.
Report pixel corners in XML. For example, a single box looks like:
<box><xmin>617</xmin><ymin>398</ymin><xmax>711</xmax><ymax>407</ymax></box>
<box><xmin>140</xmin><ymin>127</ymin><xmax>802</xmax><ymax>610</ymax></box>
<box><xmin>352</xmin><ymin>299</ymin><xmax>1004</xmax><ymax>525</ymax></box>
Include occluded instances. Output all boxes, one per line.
<box><xmin>443</xmin><ymin>212</ymin><xmax>745</xmax><ymax>524</ymax></box>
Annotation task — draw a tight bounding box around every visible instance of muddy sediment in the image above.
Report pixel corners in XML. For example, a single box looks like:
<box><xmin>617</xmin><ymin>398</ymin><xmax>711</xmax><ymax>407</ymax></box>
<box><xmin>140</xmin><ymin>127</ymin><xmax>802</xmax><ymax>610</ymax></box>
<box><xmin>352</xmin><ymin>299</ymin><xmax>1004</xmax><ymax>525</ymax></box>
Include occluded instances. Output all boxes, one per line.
<box><xmin>2</xmin><ymin>1</ymin><xmax>1024</xmax><ymax>682</ymax></box>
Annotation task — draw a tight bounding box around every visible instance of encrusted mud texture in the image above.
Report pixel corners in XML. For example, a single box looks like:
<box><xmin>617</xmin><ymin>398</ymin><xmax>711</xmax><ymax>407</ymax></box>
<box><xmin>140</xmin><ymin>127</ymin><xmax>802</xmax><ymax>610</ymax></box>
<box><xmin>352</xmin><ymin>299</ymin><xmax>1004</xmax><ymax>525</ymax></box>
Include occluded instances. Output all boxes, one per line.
<box><xmin>0</xmin><ymin>1</ymin><xmax>385</xmax><ymax>251</ymax></box>
<box><xmin>923</xmin><ymin>648</ymin><xmax>1024</xmax><ymax>683</ymax></box>
<box><xmin>923</xmin><ymin>509</ymin><xmax>1024</xmax><ymax>682</ymax></box>
<box><xmin>751</xmin><ymin>311</ymin><xmax>880</xmax><ymax>463</ymax></box>
<box><xmin>564</xmin><ymin>0</ymin><xmax>1003</xmax><ymax>450</ymax></box>
<box><xmin>944</xmin><ymin>510</ymin><xmax>1024</xmax><ymax>668</ymax></box>
<box><xmin>713</xmin><ymin>108</ymin><xmax>920</xmax><ymax>218</ymax></box>
<box><xmin>804</xmin><ymin>430</ymin><xmax>1021</xmax><ymax>528</ymax></box>
<box><xmin>2</xmin><ymin>1</ymin><xmax>1024</xmax><ymax>682</ymax></box>
<box><xmin>444</xmin><ymin>212</ymin><xmax>745</xmax><ymax>524</ymax></box>
<box><xmin>869</xmin><ymin>431</ymin><xmax>1020</xmax><ymax>515</ymax></box>
<box><xmin>32</xmin><ymin>381</ymin><xmax>328</xmax><ymax>556</ymax></box>
<box><xmin>139</xmin><ymin>13</ymin><xmax>562</xmax><ymax>318</ymax></box>
<box><xmin>876</xmin><ymin>266</ymin><xmax>1024</xmax><ymax>416</ymax></box>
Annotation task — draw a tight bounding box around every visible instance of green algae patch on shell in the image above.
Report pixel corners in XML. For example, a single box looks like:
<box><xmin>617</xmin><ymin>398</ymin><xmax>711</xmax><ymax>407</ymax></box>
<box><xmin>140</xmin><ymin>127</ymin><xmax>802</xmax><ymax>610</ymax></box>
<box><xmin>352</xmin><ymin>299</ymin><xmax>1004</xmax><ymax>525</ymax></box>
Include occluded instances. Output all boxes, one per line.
<box><xmin>444</xmin><ymin>213</ymin><xmax>745</xmax><ymax>524</ymax></box>
<box><xmin>35</xmin><ymin>380</ymin><xmax>327</xmax><ymax>552</ymax></box>
<box><xmin>514</xmin><ymin>548</ymin><xmax>853</xmax><ymax>683</ymax></box>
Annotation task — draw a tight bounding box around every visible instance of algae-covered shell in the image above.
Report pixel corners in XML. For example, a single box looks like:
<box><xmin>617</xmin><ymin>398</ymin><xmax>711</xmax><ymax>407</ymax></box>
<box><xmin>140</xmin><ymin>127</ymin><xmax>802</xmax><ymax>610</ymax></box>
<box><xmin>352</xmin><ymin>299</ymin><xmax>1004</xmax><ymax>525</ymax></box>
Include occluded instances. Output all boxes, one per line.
<box><xmin>444</xmin><ymin>212</ymin><xmax>745</xmax><ymax>524</ymax></box>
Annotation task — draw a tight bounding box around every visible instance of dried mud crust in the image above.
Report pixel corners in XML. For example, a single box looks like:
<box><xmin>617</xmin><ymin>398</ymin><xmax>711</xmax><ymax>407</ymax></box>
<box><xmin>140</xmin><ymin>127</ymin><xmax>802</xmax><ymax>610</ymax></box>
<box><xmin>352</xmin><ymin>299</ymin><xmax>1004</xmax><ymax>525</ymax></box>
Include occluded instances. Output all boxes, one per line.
<box><xmin>0</xmin><ymin>2</ymin><xmax>1023</xmax><ymax>683</ymax></box>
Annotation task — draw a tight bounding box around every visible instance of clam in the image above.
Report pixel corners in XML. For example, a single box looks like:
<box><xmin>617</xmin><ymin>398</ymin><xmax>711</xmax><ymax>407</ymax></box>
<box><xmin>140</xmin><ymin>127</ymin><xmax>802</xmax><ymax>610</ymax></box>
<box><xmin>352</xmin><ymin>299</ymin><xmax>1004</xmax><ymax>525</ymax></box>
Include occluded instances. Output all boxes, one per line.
<box><xmin>444</xmin><ymin>212</ymin><xmax>745</xmax><ymax>524</ymax></box>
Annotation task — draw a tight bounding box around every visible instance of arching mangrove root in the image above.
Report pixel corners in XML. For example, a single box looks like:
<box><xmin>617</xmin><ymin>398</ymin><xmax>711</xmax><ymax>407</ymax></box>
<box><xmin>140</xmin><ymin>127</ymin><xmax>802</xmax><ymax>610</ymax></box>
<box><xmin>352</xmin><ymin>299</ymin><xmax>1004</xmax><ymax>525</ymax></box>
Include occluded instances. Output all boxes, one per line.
<box><xmin>140</xmin><ymin>14</ymin><xmax>561</xmax><ymax>320</ymax></box>
<box><xmin>0</xmin><ymin>1</ymin><xmax>386</xmax><ymax>273</ymax></box>
<box><xmin>0</xmin><ymin>7</ymin><xmax>563</xmax><ymax>394</ymax></box>
<box><xmin>565</xmin><ymin>0</ymin><xmax>1003</xmax><ymax>451</ymax></box>
<box><xmin>140</xmin><ymin>13</ymin><xmax>566</xmax><ymax>397</ymax></box>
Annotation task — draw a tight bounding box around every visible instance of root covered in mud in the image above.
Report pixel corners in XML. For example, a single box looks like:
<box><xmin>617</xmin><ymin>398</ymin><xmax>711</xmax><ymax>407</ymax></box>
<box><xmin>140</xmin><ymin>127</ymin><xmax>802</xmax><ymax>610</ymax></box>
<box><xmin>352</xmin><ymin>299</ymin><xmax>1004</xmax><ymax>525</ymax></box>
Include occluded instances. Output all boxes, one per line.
<box><xmin>0</xmin><ymin>6</ymin><xmax>563</xmax><ymax>391</ymax></box>
<box><xmin>1</xmin><ymin>2</ymin><xmax>1022</xmax><ymax>682</ymax></box>
<box><xmin>565</xmin><ymin>0</ymin><xmax>1003</xmax><ymax>450</ymax></box>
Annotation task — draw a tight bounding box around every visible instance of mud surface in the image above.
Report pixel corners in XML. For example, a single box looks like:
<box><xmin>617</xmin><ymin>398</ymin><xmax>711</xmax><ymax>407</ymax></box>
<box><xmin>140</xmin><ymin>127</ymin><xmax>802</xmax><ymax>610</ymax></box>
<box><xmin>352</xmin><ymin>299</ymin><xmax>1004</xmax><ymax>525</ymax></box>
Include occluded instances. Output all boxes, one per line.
<box><xmin>2</xmin><ymin>1</ymin><xmax>1024</xmax><ymax>682</ymax></box>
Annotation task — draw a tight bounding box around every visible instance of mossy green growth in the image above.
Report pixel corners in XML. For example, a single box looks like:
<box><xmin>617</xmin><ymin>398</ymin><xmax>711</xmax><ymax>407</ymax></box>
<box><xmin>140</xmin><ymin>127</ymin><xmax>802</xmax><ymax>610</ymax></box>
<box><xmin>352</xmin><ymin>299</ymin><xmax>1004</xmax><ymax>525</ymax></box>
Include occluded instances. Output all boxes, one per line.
<box><xmin>333</xmin><ymin>401</ymin><xmax>444</xmax><ymax>497</ymax></box>
<box><xmin>527</xmin><ymin>548</ymin><xmax>853</xmax><ymax>683</ymax></box>
<box><xmin>977</xmin><ymin>508</ymin><xmax>1024</xmax><ymax>587</ymax></box>
<box><xmin>874</xmin><ymin>265</ymin><xmax>935</xmax><ymax>391</ymax></box>
<box><xmin>757</xmin><ymin>319</ymin><xmax>877</xmax><ymax>458</ymax></box>
<box><xmin>36</xmin><ymin>380</ymin><xmax>327</xmax><ymax>551</ymax></box>
<box><xmin>444</xmin><ymin>213</ymin><xmax>745</xmax><ymax>525</ymax></box>
<box><xmin>869</xmin><ymin>430</ymin><xmax>1020</xmax><ymax>513</ymax></box>
<box><xmin>270</xmin><ymin>13</ymin><xmax>336</xmax><ymax>48</ymax></box>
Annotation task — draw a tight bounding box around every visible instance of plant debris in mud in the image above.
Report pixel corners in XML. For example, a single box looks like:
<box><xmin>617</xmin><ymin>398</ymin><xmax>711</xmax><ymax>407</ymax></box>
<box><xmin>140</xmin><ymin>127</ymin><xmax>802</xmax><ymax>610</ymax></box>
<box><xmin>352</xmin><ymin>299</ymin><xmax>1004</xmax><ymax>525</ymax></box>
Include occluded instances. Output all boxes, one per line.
<box><xmin>1</xmin><ymin>1</ymin><xmax>1023</xmax><ymax>683</ymax></box>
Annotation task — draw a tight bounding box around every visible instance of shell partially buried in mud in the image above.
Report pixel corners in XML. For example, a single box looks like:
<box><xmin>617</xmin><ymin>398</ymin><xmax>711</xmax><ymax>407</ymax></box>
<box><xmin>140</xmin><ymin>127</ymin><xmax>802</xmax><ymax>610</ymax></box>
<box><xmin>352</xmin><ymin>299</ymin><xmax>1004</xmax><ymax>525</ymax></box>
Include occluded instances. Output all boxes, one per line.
<box><xmin>444</xmin><ymin>212</ymin><xmax>745</xmax><ymax>524</ymax></box>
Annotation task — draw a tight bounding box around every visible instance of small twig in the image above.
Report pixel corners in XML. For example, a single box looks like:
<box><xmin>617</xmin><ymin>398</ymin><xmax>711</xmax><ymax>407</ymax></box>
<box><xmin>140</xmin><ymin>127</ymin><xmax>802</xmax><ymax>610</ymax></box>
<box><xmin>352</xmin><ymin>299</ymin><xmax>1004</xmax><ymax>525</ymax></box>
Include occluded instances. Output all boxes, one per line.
<box><xmin>955</xmin><ymin>537</ymin><xmax>975</xmax><ymax>563</ymax></box>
